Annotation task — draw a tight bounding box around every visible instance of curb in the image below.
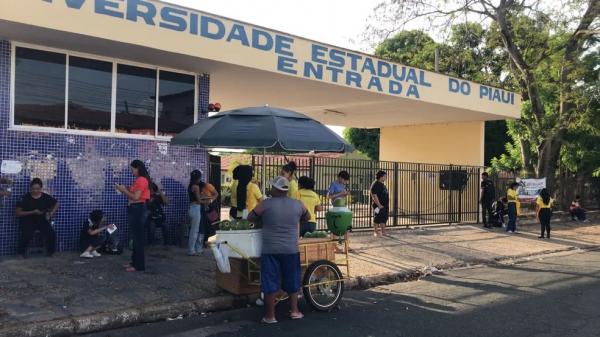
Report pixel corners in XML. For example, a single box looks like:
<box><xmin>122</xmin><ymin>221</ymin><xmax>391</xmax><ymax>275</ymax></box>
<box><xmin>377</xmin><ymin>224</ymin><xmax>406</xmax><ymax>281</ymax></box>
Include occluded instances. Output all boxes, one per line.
<box><xmin>0</xmin><ymin>296</ymin><xmax>238</xmax><ymax>337</ymax></box>
<box><xmin>344</xmin><ymin>244</ymin><xmax>600</xmax><ymax>291</ymax></box>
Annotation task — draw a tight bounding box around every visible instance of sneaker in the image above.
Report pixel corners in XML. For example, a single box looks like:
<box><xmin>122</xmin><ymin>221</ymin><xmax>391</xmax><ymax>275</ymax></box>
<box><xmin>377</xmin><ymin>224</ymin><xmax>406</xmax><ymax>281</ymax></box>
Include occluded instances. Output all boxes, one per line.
<box><xmin>91</xmin><ymin>250</ymin><xmax>101</xmax><ymax>257</ymax></box>
<box><xmin>80</xmin><ymin>252</ymin><xmax>94</xmax><ymax>259</ymax></box>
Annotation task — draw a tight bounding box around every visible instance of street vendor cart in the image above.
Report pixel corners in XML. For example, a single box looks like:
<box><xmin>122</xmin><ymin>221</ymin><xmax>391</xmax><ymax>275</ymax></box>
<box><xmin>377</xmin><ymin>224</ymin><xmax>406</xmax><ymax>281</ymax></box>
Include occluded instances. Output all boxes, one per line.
<box><xmin>212</xmin><ymin>203</ymin><xmax>353</xmax><ymax>311</ymax></box>
<box><xmin>213</xmin><ymin>235</ymin><xmax>349</xmax><ymax>311</ymax></box>
<box><xmin>171</xmin><ymin>106</ymin><xmax>354</xmax><ymax>311</ymax></box>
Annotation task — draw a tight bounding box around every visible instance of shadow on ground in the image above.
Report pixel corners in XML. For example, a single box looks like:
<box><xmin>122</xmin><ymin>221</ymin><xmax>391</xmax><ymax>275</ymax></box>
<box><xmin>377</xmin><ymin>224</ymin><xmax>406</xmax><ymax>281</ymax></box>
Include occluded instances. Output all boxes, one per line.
<box><xmin>85</xmin><ymin>251</ymin><xmax>600</xmax><ymax>337</ymax></box>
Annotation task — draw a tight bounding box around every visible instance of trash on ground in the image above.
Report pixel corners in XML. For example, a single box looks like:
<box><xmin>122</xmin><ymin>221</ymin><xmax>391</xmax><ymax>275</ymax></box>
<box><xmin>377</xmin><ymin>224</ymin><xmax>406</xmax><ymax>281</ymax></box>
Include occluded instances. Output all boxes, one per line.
<box><xmin>422</xmin><ymin>266</ymin><xmax>443</xmax><ymax>276</ymax></box>
<box><xmin>166</xmin><ymin>314</ymin><xmax>183</xmax><ymax>321</ymax></box>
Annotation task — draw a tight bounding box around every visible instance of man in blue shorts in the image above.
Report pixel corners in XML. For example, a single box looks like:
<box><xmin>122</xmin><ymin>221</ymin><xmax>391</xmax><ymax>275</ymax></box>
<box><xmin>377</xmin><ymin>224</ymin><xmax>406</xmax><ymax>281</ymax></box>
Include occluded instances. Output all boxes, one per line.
<box><xmin>248</xmin><ymin>176</ymin><xmax>310</xmax><ymax>324</ymax></box>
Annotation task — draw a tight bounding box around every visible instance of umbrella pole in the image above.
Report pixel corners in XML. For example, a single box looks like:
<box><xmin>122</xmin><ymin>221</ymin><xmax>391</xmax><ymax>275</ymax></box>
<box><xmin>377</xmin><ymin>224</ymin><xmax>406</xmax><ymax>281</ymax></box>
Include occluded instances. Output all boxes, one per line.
<box><xmin>262</xmin><ymin>147</ymin><xmax>266</xmax><ymax>195</ymax></box>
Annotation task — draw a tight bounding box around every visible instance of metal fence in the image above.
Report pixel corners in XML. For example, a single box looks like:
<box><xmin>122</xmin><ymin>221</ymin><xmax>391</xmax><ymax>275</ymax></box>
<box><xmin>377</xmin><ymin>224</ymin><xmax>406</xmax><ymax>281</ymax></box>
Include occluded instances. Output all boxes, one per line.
<box><xmin>251</xmin><ymin>155</ymin><xmax>483</xmax><ymax>230</ymax></box>
<box><xmin>555</xmin><ymin>175</ymin><xmax>600</xmax><ymax>210</ymax></box>
<box><xmin>491</xmin><ymin>173</ymin><xmax>600</xmax><ymax>211</ymax></box>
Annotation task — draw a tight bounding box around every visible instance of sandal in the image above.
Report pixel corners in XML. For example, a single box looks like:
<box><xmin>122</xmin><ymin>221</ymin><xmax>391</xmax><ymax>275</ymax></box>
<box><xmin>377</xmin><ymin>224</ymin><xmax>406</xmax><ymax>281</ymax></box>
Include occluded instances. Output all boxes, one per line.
<box><xmin>289</xmin><ymin>312</ymin><xmax>304</xmax><ymax>320</ymax></box>
<box><xmin>260</xmin><ymin>317</ymin><xmax>278</xmax><ymax>324</ymax></box>
<box><xmin>124</xmin><ymin>266</ymin><xmax>137</xmax><ymax>272</ymax></box>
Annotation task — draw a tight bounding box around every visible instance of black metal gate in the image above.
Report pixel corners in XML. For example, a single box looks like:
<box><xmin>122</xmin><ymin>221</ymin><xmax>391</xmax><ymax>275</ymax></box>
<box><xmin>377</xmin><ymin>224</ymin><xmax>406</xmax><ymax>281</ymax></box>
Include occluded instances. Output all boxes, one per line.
<box><xmin>251</xmin><ymin>155</ymin><xmax>482</xmax><ymax>230</ymax></box>
<box><xmin>208</xmin><ymin>154</ymin><xmax>222</xmax><ymax>220</ymax></box>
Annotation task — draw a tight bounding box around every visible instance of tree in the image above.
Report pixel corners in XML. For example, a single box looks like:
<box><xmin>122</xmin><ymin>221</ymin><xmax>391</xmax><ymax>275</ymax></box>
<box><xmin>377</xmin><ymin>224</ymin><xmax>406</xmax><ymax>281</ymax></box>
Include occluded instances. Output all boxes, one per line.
<box><xmin>360</xmin><ymin>27</ymin><xmax>512</xmax><ymax>165</ymax></box>
<box><xmin>485</xmin><ymin>121</ymin><xmax>510</xmax><ymax>166</ymax></box>
<box><xmin>368</xmin><ymin>0</ymin><xmax>600</xmax><ymax>189</ymax></box>
<box><xmin>374</xmin><ymin>30</ymin><xmax>437</xmax><ymax>68</ymax></box>
<box><xmin>343</xmin><ymin>128</ymin><xmax>380</xmax><ymax>160</ymax></box>
<box><xmin>559</xmin><ymin>48</ymin><xmax>600</xmax><ymax>175</ymax></box>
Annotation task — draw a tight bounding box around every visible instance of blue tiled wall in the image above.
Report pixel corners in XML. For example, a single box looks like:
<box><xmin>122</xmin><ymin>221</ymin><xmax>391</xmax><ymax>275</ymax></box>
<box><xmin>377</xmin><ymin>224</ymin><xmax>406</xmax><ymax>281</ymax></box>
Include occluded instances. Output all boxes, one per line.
<box><xmin>0</xmin><ymin>40</ymin><xmax>210</xmax><ymax>255</ymax></box>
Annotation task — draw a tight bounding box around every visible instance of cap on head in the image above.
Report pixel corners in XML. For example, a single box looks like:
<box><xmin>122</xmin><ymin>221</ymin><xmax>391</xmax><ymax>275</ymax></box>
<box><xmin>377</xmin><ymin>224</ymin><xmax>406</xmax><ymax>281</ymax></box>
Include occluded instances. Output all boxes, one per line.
<box><xmin>269</xmin><ymin>176</ymin><xmax>289</xmax><ymax>191</ymax></box>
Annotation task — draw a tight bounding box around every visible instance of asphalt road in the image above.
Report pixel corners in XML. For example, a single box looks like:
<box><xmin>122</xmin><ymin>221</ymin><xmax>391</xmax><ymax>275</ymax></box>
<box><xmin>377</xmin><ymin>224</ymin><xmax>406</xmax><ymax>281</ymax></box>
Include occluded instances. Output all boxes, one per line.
<box><xmin>85</xmin><ymin>250</ymin><xmax>600</xmax><ymax>337</ymax></box>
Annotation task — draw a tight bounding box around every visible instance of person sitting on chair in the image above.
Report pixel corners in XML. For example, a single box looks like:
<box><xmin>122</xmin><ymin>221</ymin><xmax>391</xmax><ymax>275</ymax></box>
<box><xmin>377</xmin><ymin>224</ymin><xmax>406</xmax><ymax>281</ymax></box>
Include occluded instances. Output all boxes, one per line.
<box><xmin>16</xmin><ymin>178</ymin><xmax>58</xmax><ymax>258</ymax></box>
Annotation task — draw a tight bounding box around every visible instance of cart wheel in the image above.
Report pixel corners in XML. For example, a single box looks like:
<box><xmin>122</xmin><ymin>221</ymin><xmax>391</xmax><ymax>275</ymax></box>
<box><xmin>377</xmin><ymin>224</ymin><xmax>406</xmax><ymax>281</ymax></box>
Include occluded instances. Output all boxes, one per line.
<box><xmin>302</xmin><ymin>260</ymin><xmax>344</xmax><ymax>311</ymax></box>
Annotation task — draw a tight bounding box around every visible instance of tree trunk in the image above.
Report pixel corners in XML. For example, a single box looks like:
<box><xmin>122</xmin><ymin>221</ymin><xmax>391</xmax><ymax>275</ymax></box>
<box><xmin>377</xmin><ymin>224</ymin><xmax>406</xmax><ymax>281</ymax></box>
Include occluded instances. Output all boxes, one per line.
<box><xmin>536</xmin><ymin>130</ymin><xmax>565</xmax><ymax>190</ymax></box>
<box><xmin>518</xmin><ymin>136</ymin><xmax>535</xmax><ymax>176</ymax></box>
<box><xmin>494</xmin><ymin>4</ymin><xmax>546</xmax><ymax>123</ymax></box>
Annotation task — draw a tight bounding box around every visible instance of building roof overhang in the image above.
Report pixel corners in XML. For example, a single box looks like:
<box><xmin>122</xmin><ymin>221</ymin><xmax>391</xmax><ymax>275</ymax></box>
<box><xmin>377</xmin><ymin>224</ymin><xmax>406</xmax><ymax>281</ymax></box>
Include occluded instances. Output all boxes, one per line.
<box><xmin>0</xmin><ymin>0</ymin><xmax>521</xmax><ymax>128</ymax></box>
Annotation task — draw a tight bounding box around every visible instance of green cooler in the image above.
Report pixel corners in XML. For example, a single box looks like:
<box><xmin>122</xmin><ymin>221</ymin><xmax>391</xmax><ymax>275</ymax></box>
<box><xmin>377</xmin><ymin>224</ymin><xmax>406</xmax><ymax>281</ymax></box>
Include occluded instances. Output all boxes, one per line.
<box><xmin>326</xmin><ymin>204</ymin><xmax>353</xmax><ymax>237</ymax></box>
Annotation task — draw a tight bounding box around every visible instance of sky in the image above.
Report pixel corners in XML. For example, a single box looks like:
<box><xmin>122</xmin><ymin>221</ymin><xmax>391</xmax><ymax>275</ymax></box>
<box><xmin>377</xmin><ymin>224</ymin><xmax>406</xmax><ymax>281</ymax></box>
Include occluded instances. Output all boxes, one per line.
<box><xmin>162</xmin><ymin>0</ymin><xmax>384</xmax><ymax>136</ymax></box>
<box><xmin>164</xmin><ymin>0</ymin><xmax>380</xmax><ymax>50</ymax></box>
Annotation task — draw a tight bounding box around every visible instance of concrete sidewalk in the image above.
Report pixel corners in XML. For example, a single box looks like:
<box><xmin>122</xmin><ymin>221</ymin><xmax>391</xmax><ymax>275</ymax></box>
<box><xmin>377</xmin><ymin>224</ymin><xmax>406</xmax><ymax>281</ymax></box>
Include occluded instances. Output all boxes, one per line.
<box><xmin>346</xmin><ymin>218</ymin><xmax>600</xmax><ymax>279</ymax></box>
<box><xmin>1</xmin><ymin>216</ymin><xmax>600</xmax><ymax>337</ymax></box>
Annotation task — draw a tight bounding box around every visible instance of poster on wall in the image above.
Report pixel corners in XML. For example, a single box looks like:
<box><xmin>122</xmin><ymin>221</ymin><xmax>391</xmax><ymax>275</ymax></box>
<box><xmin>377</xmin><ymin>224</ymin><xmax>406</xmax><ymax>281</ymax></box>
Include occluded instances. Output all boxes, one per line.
<box><xmin>516</xmin><ymin>178</ymin><xmax>546</xmax><ymax>202</ymax></box>
<box><xmin>0</xmin><ymin>160</ymin><xmax>23</xmax><ymax>175</ymax></box>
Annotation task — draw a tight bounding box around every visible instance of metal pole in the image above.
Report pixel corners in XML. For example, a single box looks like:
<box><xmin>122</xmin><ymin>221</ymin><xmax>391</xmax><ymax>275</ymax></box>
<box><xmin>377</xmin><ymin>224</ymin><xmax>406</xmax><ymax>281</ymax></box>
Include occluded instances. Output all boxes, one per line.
<box><xmin>477</xmin><ymin>167</ymin><xmax>481</xmax><ymax>224</ymax></box>
<box><xmin>434</xmin><ymin>48</ymin><xmax>440</xmax><ymax>72</ymax></box>
<box><xmin>448</xmin><ymin>164</ymin><xmax>453</xmax><ymax>224</ymax></box>
<box><xmin>458</xmin><ymin>166</ymin><xmax>462</xmax><ymax>223</ymax></box>
<box><xmin>393</xmin><ymin>162</ymin><xmax>399</xmax><ymax>227</ymax></box>
<box><xmin>262</xmin><ymin>148</ymin><xmax>266</xmax><ymax>195</ymax></box>
<box><xmin>417</xmin><ymin>163</ymin><xmax>421</xmax><ymax>225</ymax></box>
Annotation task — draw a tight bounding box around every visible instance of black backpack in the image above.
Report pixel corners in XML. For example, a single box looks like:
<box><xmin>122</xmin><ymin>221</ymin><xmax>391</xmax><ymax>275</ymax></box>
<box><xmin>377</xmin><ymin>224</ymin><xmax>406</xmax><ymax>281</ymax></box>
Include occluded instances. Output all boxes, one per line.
<box><xmin>149</xmin><ymin>197</ymin><xmax>166</xmax><ymax>225</ymax></box>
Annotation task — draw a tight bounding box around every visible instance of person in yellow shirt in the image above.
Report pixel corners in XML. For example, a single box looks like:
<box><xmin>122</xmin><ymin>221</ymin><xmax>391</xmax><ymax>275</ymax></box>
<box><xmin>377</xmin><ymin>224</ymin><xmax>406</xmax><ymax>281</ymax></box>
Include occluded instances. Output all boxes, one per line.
<box><xmin>228</xmin><ymin>165</ymin><xmax>241</xmax><ymax>219</ymax></box>
<box><xmin>281</xmin><ymin>161</ymin><xmax>300</xmax><ymax>201</ymax></box>
<box><xmin>298</xmin><ymin>176</ymin><xmax>323</xmax><ymax>237</ymax></box>
<box><xmin>506</xmin><ymin>182</ymin><xmax>520</xmax><ymax>233</ymax></box>
<box><xmin>536</xmin><ymin>188</ymin><xmax>554</xmax><ymax>239</ymax></box>
<box><xmin>244</xmin><ymin>182</ymin><xmax>263</xmax><ymax>214</ymax></box>
<box><xmin>230</xmin><ymin>165</ymin><xmax>263</xmax><ymax>219</ymax></box>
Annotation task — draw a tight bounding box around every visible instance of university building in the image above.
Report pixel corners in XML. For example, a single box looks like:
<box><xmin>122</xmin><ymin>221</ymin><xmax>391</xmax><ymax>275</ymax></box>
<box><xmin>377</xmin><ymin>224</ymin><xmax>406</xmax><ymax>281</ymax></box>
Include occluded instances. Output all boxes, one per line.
<box><xmin>0</xmin><ymin>0</ymin><xmax>520</xmax><ymax>255</ymax></box>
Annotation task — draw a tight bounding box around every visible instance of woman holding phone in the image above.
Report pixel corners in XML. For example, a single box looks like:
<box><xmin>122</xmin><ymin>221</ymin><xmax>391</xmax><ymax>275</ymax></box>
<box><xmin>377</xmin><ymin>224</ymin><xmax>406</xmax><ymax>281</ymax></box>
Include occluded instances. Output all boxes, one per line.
<box><xmin>116</xmin><ymin>160</ymin><xmax>151</xmax><ymax>272</ymax></box>
<box><xmin>370</xmin><ymin>171</ymin><xmax>389</xmax><ymax>237</ymax></box>
<box><xmin>187</xmin><ymin>170</ymin><xmax>217</xmax><ymax>255</ymax></box>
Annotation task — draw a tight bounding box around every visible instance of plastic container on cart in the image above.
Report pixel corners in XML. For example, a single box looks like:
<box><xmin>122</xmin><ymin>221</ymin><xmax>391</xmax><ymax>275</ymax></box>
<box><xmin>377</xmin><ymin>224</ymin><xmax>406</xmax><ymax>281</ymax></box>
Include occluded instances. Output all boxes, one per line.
<box><xmin>326</xmin><ymin>206</ymin><xmax>353</xmax><ymax>236</ymax></box>
<box><xmin>216</xmin><ymin>229</ymin><xmax>262</xmax><ymax>258</ymax></box>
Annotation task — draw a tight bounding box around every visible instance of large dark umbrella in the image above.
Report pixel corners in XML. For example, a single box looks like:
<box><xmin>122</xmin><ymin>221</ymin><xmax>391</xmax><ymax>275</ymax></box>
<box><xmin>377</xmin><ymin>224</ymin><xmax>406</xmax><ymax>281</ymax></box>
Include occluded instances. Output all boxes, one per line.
<box><xmin>171</xmin><ymin>106</ymin><xmax>353</xmax><ymax>191</ymax></box>
<box><xmin>171</xmin><ymin>106</ymin><xmax>352</xmax><ymax>152</ymax></box>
